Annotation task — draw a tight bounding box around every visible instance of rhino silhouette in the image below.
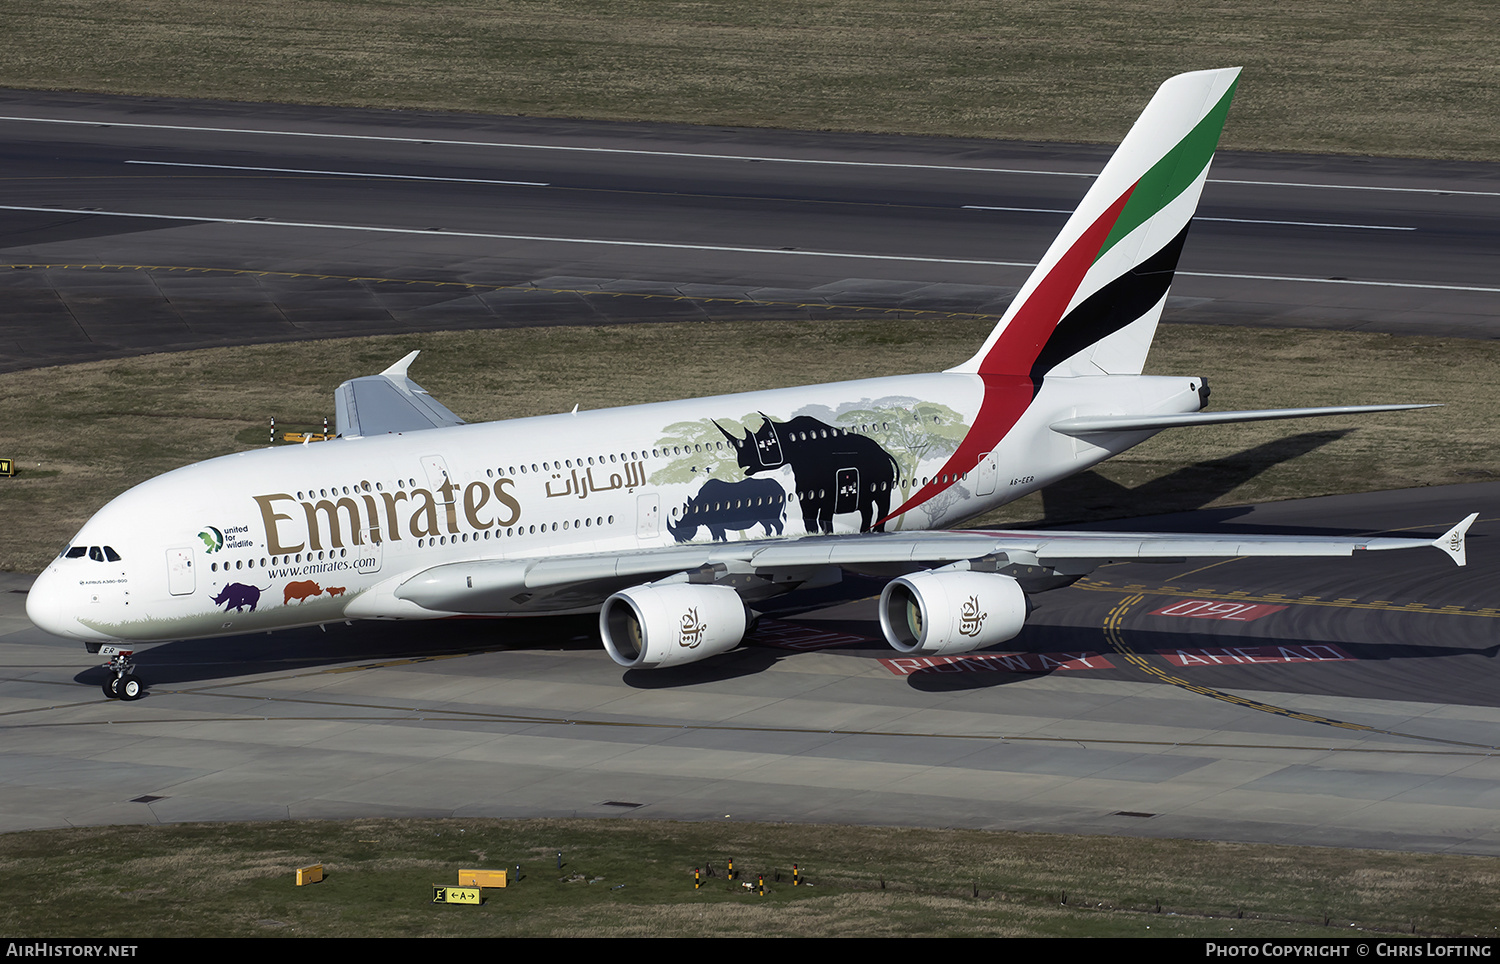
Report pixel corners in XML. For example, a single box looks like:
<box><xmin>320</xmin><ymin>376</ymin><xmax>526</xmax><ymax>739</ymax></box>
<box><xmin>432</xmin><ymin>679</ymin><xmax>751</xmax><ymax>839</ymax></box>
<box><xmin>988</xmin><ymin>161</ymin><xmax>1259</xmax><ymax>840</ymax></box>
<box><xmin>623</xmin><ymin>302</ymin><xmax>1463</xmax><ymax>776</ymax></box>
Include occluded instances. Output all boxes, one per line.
<box><xmin>283</xmin><ymin>580</ymin><xmax>323</xmax><ymax>605</ymax></box>
<box><xmin>211</xmin><ymin>582</ymin><xmax>263</xmax><ymax>613</ymax></box>
<box><xmin>718</xmin><ymin>414</ymin><xmax>900</xmax><ymax>534</ymax></box>
<box><xmin>667</xmin><ymin>477</ymin><xmax>785</xmax><ymax>543</ymax></box>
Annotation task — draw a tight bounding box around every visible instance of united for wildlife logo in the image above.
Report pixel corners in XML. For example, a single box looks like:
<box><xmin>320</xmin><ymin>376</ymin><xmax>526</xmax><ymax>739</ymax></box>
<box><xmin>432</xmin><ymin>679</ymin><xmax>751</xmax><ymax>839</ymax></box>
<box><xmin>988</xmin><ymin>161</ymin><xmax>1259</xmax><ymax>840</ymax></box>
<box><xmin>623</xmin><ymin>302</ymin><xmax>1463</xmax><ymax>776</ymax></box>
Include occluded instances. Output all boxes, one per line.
<box><xmin>198</xmin><ymin>526</ymin><xmax>224</xmax><ymax>553</ymax></box>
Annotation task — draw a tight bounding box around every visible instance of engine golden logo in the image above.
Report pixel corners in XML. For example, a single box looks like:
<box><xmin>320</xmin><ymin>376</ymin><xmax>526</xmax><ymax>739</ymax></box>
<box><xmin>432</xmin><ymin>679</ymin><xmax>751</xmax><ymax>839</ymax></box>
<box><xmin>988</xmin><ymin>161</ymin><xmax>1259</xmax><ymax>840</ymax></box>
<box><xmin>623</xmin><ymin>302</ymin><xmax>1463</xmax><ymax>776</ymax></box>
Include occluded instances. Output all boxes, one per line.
<box><xmin>958</xmin><ymin>594</ymin><xmax>987</xmax><ymax>637</ymax></box>
<box><xmin>678</xmin><ymin>607</ymin><xmax>707</xmax><ymax>648</ymax></box>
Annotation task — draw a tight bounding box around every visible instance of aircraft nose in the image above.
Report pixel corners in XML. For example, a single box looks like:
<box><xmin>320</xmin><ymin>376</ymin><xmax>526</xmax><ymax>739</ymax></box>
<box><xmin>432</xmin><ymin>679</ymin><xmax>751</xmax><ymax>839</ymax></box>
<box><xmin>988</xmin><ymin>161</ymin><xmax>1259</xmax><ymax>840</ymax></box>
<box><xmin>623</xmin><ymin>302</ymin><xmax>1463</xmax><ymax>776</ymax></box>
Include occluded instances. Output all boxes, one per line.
<box><xmin>26</xmin><ymin>567</ymin><xmax>87</xmax><ymax>640</ymax></box>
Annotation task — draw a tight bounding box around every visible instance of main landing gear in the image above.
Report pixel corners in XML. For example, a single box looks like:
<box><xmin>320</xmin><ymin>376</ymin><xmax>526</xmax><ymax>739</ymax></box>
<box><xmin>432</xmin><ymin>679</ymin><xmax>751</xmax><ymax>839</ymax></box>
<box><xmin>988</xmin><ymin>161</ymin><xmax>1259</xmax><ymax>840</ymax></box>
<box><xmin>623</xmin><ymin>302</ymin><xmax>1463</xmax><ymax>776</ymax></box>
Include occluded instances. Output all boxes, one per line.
<box><xmin>100</xmin><ymin>646</ymin><xmax>143</xmax><ymax>701</ymax></box>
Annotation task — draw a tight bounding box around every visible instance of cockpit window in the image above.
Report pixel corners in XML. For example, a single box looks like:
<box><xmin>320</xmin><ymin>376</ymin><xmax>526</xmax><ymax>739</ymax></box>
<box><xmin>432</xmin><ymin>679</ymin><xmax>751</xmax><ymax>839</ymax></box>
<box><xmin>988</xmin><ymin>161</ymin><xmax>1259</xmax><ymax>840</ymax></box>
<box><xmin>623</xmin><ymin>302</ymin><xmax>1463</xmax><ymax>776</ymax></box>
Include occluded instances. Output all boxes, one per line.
<box><xmin>63</xmin><ymin>545</ymin><xmax>122</xmax><ymax>562</ymax></box>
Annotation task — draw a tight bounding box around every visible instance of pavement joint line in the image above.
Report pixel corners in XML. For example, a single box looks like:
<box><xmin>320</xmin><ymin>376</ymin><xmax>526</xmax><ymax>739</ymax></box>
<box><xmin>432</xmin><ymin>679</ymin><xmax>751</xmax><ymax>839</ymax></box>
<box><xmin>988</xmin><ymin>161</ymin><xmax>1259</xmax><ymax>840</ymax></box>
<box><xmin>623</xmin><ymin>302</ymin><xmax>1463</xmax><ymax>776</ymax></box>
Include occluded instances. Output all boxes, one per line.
<box><xmin>8</xmin><ymin>655</ymin><xmax>1500</xmax><ymax>756</ymax></box>
<box><xmin>2</xmin><ymin>705</ymin><xmax>1497</xmax><ymax>756</ymax></box>
<box><xmin>7</xmin><ymin>207</ymin><xmax>1500</xmax><ymax>292</ymax></box>
<box><xmin>0</xmin><ymin>262</ymin><xmax>1000</xmax><ymax>320</ymax></box>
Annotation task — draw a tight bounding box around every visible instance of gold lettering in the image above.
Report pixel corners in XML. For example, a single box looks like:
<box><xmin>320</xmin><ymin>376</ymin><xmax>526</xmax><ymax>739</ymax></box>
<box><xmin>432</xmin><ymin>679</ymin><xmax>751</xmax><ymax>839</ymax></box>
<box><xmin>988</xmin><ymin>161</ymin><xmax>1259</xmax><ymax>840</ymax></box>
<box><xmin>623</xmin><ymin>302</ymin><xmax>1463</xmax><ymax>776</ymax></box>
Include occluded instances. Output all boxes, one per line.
<box><xmin>408</xmin><ymin>488</ymin><xmax>440</xmax><ymax>538</ymax></box>
<box><xmin>493</xmin><ymin>478</ymin><xmax>521</xmax><ymax>527</ymax></box>
<box><xmin>305</xmin><ymin>498</ymin><xmax>363</xmax><ymax>550</ymax></box>
<box><xmin>438</xmin><ymin>479</ymin><xmax>460</xmax><ymax>534</ymax></box>
<box><xmin>380</xmin><ymin>490</ymin><xmax>408</xmax><ymax>541</ymax></box>
<box><xmin>463</xmin><ymin>481</ymin><xmax>492</xmax><ymax>530</ymax></box>
<box><xmin>359</xmin><ymin>493</ymin><xmax>382</xmax><ymax>544</ymax></box>
<box><xmin>253</xmin><ymin>493</ymin><xmax>305</xmax><ymax>555</ymax></box>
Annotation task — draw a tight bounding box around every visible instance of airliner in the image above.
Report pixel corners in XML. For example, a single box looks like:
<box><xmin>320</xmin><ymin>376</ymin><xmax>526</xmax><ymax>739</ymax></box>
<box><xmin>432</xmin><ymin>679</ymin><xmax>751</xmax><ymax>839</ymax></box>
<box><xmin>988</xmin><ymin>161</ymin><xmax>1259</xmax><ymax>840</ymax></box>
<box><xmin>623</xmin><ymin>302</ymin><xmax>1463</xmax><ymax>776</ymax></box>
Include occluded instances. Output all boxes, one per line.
<box><xmin>26</xmin><ymin>68</ymin><xmax>1473</xmax><ymax>701</ymax></box>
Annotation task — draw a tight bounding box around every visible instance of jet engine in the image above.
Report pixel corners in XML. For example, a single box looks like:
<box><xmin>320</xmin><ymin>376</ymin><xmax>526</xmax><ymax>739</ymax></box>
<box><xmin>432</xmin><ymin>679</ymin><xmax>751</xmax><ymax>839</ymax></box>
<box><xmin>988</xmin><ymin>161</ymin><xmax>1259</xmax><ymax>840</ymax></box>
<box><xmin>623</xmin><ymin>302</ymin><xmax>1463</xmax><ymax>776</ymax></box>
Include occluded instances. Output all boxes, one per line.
<box><xmin>600</xmin><ymin>583</ymin><xmax>748</xmax><ymax>669</ymax></box>
<box><xmin>878</xmin><ymin>571</ymin><xmax>1029</xmax><ymax>657</ymax></box>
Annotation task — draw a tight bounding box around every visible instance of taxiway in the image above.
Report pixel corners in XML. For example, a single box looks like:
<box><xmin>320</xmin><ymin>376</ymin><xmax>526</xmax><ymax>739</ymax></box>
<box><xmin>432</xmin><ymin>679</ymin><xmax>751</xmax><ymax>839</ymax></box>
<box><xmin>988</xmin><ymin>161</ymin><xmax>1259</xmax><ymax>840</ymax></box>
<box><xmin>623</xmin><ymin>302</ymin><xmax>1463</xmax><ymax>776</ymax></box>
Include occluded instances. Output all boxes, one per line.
<box><xmin>2</xmin><ymin>91</ymin><xmax>1497</xmax><ymax>853</ymax></box>
<box><xmin>2</xmin><ymin>486</ymin><xmax>1495</xmax><ymax>852</ymax></box>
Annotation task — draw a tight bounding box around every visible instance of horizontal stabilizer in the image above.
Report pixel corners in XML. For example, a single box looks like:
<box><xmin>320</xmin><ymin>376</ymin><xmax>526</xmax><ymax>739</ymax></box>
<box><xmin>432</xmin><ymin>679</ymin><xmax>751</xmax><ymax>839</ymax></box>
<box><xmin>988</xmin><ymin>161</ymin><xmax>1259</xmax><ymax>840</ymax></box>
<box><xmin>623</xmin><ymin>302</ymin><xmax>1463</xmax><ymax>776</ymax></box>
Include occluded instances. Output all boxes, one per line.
<box><xmin>334</xmin><ymin>350</ymin><xmax>466</xmax><ymax>438</ymax></box>
<box><xmin>1050</xmin><ymin>403</ymin><xmax>1439</xmax><ymax>436</ymax></box>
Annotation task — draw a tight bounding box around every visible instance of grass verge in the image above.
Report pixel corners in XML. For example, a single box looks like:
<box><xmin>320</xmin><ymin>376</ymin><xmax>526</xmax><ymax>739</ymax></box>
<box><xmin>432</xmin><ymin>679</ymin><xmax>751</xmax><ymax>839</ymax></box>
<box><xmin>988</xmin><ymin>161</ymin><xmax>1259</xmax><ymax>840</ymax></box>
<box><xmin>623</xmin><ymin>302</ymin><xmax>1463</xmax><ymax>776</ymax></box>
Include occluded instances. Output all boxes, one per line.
<box><xmin>1</xmin><ymin>818</ymin><xmax>1496</xmax><ymax>937</ymax></box>
<box><xmin>1</xmin><ymin>2</ymin><xmax>1497</xmax><ymax>160</ymax></box>
<box><xmin>1</xmin><ymin>319</ymin><xmax>1494</xmax><ymax>574</ymax></box>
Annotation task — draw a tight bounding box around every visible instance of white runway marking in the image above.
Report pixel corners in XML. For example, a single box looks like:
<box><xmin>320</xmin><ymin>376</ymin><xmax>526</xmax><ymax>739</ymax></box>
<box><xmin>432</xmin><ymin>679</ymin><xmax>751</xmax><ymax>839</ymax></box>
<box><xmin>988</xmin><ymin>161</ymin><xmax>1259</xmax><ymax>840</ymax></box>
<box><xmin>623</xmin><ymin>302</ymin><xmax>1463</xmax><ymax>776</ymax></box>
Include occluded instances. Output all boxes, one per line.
<box><xmin>6</xmin><ymin>113</ymin><xmax>1500</xmax><ymax>195</ymax></box>
<box><xmin>962</xmin><ymin>205</ymin><xmax>1075</xmax><ymax>214</ymax></box>
<box><xmin>1194</xmin><ymin>216</ymin><xmax>1414</xmax><ymax>231</ymax></box>
<box><xmin>0</xmin><ymin>204</ymin><xmax>1034</xmax><ymax>267</ymax></box>
<box><xmin>965</xmin><ymin>205</ymin><xmax>1416</xmax><ymax>231</ymax></box>
<box><xmin>5</xmin><ymin>203</ymin><xmax>1495</xmax><ymax>292</ymax></box>
<box><xmin>124</xmin><ymin>159</ymin><xmax>548</xmax><ymax>187</ymax></box>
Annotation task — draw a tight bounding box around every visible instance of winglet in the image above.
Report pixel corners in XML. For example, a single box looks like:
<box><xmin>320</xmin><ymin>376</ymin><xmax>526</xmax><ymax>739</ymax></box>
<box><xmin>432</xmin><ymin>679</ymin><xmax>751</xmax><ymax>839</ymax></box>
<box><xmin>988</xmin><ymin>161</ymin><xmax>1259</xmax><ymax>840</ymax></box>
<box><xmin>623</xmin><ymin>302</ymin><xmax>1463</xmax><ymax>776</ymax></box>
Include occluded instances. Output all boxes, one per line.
<box><xmin>379</xmin><ymin>349</ymin><xmax>422</xmax><ymax>381</ymax></box>
<box><xmin>335</xmin><ymin>350</ymin><xmax>465</xmax><ymax>437</ymax></box>
<box><xmin>1434</xmin><ymin>513</ymin><xmax>1478</xmax><ymax>567</ymax></box>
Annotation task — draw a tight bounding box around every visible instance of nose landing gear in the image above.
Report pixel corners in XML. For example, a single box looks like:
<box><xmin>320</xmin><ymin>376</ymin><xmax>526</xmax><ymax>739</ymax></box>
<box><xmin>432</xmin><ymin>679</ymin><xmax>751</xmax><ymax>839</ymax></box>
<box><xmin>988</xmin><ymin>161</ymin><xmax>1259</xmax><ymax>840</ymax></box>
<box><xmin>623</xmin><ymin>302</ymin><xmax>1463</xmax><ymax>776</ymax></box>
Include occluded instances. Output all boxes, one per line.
<box><xmin>100</xmin><ymin>646</ymin><xmax>143</xmax><ymax>701</ymax></box>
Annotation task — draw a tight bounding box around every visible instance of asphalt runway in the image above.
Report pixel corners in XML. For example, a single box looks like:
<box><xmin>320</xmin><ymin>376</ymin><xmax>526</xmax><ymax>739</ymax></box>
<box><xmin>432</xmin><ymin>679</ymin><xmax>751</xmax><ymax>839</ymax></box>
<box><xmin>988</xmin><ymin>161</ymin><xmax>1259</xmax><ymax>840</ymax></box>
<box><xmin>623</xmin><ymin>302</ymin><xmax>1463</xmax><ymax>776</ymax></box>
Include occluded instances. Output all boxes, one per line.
<box><xmin>1</xmin><ymin>89</ymin><xmax>1499</xmax><ymax>372</ymax></box>
<box><xmin>2</xmin><ymin>485</ymin><xmax>1497</xmax><ymax>852</ymax></box>
<box><xmin>2</xmin><ymin>91</ymin><xmax>1498</xmax><ymax>853</ymax></box>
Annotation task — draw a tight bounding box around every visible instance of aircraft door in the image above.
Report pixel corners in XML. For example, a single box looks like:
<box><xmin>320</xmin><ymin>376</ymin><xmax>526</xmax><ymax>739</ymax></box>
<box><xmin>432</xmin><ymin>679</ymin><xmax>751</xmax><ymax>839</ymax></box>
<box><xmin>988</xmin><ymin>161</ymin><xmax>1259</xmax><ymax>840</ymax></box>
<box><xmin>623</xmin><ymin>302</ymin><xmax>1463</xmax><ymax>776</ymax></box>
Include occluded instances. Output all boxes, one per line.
<box><xmin>754</xmin><ymin>421</ymin><xmax>783</xmax><ymax>468</ymax></box>
<box><xmin>166</xmin><ymin>547</ymin><xmax>195</xmax><ymax>596</ymax></box>
<box><xmin>358</xmin><ymin>526</ymin><xmax>383</xmax><ymax>574</ymax></box>
<box><xmin>421</xmin><ymin>455</ymin><xmax>451</xmax><ymax>491</ymax></box>
<box><xmin>421</xmin><ymin>454</ymin><xmax>455</xmax><ymax>519</ymax></box>
<box><xmin>834</xmin><ymin>467</ymin><xmax>860</xmax><ymax>515</ymax></box>
<box><xmin>637</xmin><ymin>494</ymin><xmax>660</xmax><ymax>539</ymax></box>
<box><xmin>976</xmin><ymin>452</ymin><xmax>998</xmax><ymax>497</ymax></box>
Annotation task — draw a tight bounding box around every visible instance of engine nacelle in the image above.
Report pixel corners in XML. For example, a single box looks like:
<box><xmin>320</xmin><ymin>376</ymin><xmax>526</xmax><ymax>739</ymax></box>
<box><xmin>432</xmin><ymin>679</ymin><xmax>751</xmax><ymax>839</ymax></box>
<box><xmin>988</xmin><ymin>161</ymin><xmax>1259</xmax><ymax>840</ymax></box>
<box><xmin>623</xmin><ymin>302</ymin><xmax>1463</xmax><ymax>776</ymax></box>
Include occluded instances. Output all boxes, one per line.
<box><xmin>600</xmin><ymin>583</ymin><xmax>748</xmax><ymax>669</ymax></box>
<box><xmin>878</xmin><ymin>571</ymin><xmax>1029</xmax><ymax>657</ymax></box>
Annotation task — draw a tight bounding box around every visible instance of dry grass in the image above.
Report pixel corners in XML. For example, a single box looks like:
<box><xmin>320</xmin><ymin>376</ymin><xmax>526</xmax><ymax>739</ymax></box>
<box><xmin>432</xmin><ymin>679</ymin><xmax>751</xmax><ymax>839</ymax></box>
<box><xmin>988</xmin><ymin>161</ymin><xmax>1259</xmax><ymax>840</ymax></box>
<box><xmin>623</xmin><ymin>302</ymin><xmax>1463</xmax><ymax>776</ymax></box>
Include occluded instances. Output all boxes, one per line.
<box><xmin>0</xmin><ymin>817</ymin><xmax>1496</xmax><ymax>937</ymax></box>
<box><xmin>2</xmin><ymin>319</ymin><xmax>1495</xmax><ymax>573</ymax></box>
<box><xmin>0</xmin><ymin>2</ymin><xmax>1496</xmax><ymax>159</ymax></box>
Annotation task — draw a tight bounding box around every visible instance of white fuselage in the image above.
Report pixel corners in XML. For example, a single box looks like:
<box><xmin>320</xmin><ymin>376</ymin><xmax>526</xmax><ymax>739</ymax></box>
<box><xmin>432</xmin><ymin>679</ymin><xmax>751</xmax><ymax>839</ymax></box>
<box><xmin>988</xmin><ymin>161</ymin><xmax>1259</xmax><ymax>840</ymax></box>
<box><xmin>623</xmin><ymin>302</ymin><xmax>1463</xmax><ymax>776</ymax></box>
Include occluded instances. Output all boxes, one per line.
<box><xmin>27</xmin><ymin>369</ymin><xmax>1203</xmax><ymax>644</ymax></box>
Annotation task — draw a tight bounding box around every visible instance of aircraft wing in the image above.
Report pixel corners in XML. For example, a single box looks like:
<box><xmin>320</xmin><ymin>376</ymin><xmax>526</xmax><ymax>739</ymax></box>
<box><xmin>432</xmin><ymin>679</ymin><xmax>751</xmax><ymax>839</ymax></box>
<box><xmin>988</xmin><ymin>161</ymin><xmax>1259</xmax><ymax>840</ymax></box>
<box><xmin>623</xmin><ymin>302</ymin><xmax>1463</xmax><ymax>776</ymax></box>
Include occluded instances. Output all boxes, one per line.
<box><xmin>334</xmin><ymin>350</ymin><xmax>465</xmax><ymax>437</ymax></box>
<box><xmin>363</xmin><ymin>513</ymin><xmax>1476</xmax><ymax>616</ymax></box>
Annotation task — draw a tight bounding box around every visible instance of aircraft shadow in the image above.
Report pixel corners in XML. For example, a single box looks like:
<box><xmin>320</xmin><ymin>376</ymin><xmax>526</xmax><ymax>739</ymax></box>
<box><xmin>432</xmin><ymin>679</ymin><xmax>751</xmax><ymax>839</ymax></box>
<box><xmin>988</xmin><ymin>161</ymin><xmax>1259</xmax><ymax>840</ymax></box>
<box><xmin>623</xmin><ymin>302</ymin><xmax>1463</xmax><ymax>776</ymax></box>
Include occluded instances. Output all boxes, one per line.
<box><xmin>896</xmin><ymin>621</ymin><xmax>1500</xmax><ymax>706</ymax></box>
<box><xmin>999</xmin><ymin>429</ymin><xmax>1352</xmax><ymax>528</ymax></box>
<box><xmin>71</xmin><ymin>614</ymin><xmax>603</xmax><ymax>689</ymax></box>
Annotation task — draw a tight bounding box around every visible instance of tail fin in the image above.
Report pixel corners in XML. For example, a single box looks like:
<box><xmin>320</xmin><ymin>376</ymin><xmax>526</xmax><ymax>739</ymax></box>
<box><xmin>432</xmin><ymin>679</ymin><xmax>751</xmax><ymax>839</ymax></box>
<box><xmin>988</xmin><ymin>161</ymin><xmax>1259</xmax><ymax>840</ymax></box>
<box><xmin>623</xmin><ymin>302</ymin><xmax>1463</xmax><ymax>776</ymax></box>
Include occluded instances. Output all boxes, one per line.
<box><xmin>951</xmin><ymin>67</ymin><xmax>1240</xmax><ymax>379</ymax></box>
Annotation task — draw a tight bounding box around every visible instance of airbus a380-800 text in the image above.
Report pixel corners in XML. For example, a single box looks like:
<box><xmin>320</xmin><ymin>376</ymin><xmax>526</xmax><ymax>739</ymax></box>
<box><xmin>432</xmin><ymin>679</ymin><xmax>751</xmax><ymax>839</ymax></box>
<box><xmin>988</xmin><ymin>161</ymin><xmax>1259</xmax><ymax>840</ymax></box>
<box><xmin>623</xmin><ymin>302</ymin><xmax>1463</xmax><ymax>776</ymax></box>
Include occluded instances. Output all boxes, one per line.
<box><xmin>26</xmin><ymin>68</ymin><xmax>1473</xmax><ymax>701</ymax></box>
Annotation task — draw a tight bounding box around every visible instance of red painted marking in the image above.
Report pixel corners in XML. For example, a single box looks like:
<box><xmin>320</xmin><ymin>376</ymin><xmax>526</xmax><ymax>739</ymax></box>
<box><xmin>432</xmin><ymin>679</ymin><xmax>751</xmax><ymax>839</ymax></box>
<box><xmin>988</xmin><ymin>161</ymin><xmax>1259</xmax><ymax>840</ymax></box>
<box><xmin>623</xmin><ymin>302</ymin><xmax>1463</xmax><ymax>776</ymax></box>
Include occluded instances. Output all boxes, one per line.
<box><xmin>881</xmin><ymin>652</ymin><xmax>1115</xmax><ymax>676</ymax></box>
<box><xmin>879</xmin><ymin>183</ymin><xmax>1138</xmax><ymax>527</ymax></box>
<box><xmin>976</xmin><ymin>182</ymin><xmax>1138</xmax><ymax>375</ymax></box>
<box><xmin>1151</xmin><ymin>599</ymin><xmax>1288</xmax><ymax>622</ymax></box>
<box><xmin>748</xmin><ymin>618</ymin><xmax>873</xmax><ymax>651</ymax></box>
<box><xmin>1162</xmin><ymin>644</ymin><xmax>1353</xmax><ymax>667</ymax></box>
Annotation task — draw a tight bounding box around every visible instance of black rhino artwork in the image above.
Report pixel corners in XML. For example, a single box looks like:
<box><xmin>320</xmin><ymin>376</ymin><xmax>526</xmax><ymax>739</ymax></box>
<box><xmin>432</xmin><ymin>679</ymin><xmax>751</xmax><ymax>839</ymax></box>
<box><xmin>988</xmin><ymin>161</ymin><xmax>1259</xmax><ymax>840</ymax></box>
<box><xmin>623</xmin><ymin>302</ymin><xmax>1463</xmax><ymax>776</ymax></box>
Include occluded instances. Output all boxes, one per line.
<box><xmin>211</xmin><ymin>582</ymin><xmax>263</xmax><ymax>613</ymax></box>
<box><xmin>717</xmin><ymin>414</ymin><xmax>901</xmax><ymax>534</ymax></box>
<box><xmin>668</xmin><ymin>477</ymin><xmax>786</xmax><ymax>543</ymax></box>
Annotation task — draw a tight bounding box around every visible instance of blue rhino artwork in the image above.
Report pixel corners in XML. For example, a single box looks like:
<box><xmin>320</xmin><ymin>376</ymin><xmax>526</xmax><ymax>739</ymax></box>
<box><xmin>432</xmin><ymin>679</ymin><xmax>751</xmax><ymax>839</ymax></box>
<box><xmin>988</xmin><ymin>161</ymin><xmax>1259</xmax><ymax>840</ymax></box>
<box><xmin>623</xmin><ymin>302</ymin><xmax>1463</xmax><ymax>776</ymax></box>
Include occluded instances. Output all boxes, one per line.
<box><xmin>718</xmin><ymin>414</ymin><xmax>901</xmax><ymax>534</ymax></box>
<box><xmin>211</xmin><ymin>582</ymin><xmax>264</xmax><ymax>613</ymax></box>
<box><xmin>668</xmin><ymin>477</ymin><xmax>786</xmax><ymax>543</ymax></box>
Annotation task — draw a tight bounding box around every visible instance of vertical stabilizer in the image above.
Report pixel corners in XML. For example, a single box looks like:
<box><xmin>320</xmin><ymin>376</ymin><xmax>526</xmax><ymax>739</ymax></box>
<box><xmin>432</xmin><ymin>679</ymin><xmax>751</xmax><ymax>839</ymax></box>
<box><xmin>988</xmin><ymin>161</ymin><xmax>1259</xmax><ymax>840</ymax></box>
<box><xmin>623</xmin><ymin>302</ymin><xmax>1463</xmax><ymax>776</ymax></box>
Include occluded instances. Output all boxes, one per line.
<box><xmin>950</xmin><ymin>68</ymin><xmax>1240</xmax><ymax>379</ymax></box>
